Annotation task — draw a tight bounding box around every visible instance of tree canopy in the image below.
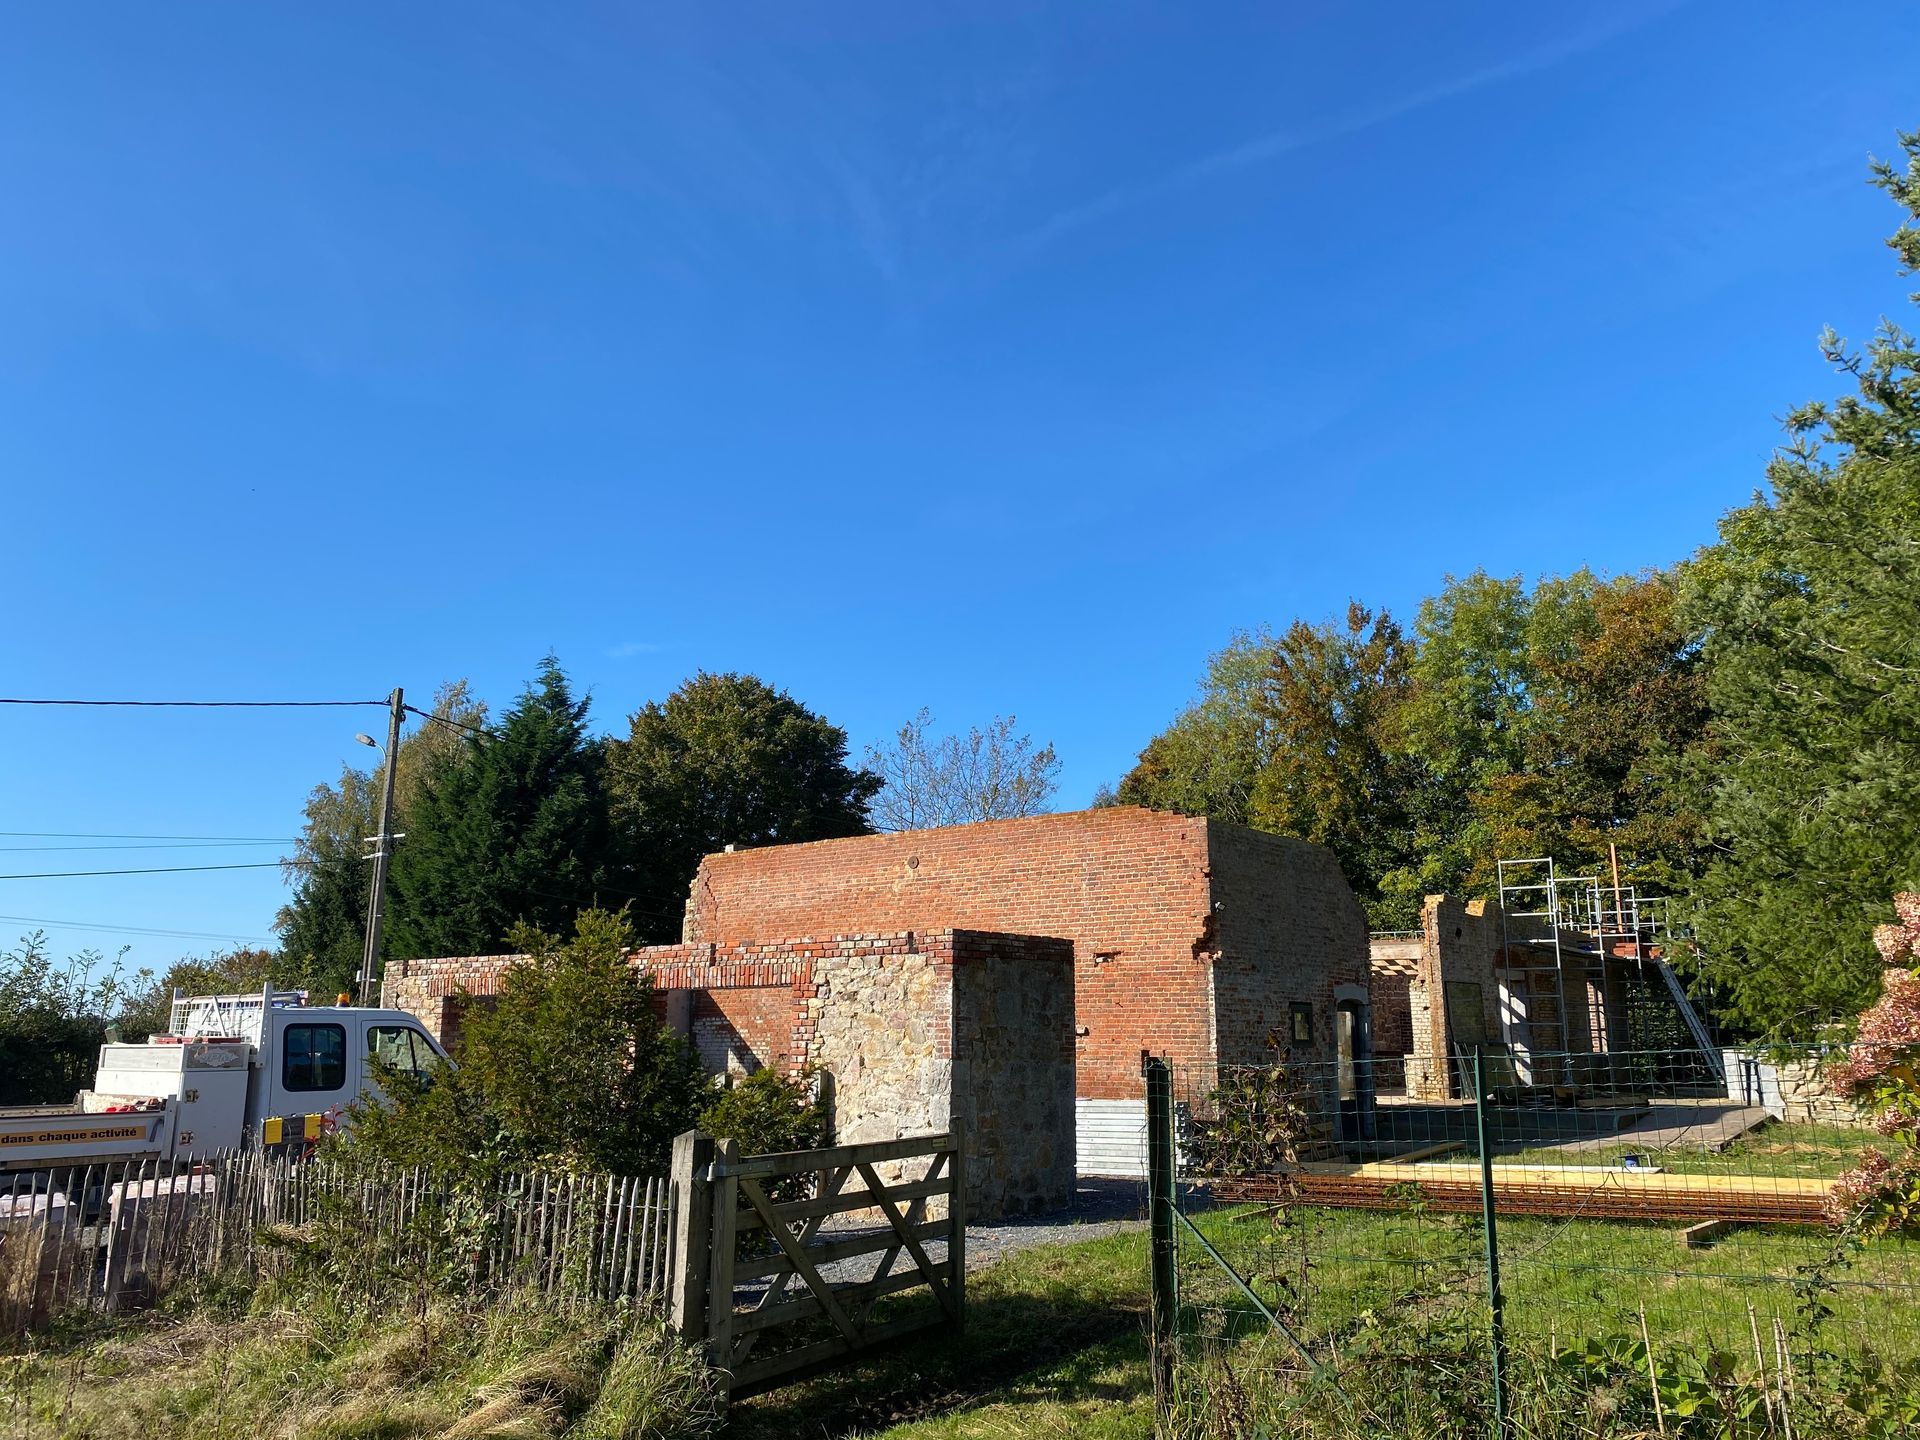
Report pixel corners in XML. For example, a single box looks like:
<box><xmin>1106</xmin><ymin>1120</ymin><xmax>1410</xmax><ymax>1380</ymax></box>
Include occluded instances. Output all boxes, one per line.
<box><xmin>1681</xmin><ymin>129</ymin><xmax>1920</xmax><ymax>1032</ymax></box>
<box><xmin>387</xmin><ymin>660</ymin><xmax>619</xmax><ymax>959</ymax></box>
<box><xmin>1109</xmin><ymin>572</ymin><xmax>1712</xmax><ymax>931</ymax></box>
<box><xmin>605</xmin><ymin>672</ymin><xmax>880</xmax><ymax>941</ymax></box>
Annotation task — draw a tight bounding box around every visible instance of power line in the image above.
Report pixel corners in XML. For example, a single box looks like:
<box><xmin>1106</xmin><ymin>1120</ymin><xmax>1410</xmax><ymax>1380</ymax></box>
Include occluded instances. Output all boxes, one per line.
<box><xmin>0</xmin><ymin>861</ymin><xmax>309</xmax><ymax>880</ymax></box>
<box><xmin>404</xmin><ymin>705</ymin><xmax>499</xmax><ymax>739</ymax></box>
<box><xmin>0</xmin><ymin>913</ymin><xmax>276</xmax><ymax>945</ymax></box>
<box><xmin>0</xmin><ymin>831</ymin><xmax>299</xmax><ymax>841</ymax></box>
<box><xmin>0</xmin><ymin>698</ymin><xmax>385</xmax><ymax>709</ymax></box>
<box><xmin>0</xmin><ymin>842</ymin><xmax>291</xmax><ymax>853</ymax></box>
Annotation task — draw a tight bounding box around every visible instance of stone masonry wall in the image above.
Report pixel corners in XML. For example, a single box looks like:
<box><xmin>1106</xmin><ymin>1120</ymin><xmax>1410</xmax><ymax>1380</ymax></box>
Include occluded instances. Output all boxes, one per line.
<box><xmin>948</xmin><ymin>932</ymin><xmax>1077</xmax><ymax>1215</ymax></box>
<box><xmin>386</xmin><ymin>930</ymin><xmax>1073</xmax><ymax>1220</ymax></box>
<box><xmin>380</xmin><ymin>953</ymin><xmax>523</xmax><ymax>1051</ymax></box>
<box><xmin>804</xmin><ymin>941</ymin><xmax>952</xmax><ymax>1147</ymax></box>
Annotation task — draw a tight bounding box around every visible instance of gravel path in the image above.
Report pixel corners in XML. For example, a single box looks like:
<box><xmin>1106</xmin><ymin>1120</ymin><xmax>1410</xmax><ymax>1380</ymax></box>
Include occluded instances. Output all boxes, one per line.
<box><xmin>959</xmin><ymin>1177</ymin><xmax>1150</xmax><ymax>1270</ymax></box>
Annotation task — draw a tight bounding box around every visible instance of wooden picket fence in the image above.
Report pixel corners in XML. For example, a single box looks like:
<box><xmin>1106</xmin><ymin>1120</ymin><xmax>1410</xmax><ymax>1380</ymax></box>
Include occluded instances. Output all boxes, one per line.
<box><xmin>0</xmin><ymin>1151</ymin><xmax>673</xmax><ymax>1337</ymax></box>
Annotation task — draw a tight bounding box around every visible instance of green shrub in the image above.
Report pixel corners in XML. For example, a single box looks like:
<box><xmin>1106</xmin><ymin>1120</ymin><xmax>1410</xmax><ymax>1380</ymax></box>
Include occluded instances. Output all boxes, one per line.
<box><xmin>344</xmin><ymin>909</ymin><xmax>707</xmax><ymax>1180</ymax></box>
<box><xmin>697</xmin><ymin>1066</ymin><xmax>826</xmax><ymax>1162</ymax></box>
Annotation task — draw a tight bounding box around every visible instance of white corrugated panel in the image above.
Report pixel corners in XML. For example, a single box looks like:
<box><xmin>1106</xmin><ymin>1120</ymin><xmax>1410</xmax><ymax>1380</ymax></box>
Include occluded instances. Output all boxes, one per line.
<box><xmin>1077</xmin><ymin>1098</ymin><xmax>1148</xmax><ymax>1178</ymax></box>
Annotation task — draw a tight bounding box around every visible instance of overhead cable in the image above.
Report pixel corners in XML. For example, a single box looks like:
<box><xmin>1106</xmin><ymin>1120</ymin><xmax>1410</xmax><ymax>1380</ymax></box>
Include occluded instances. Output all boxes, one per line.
<box><xmin>0</xmin><ymin>698</ymin><xmax>385</xmax><ymax>708</ymax></box>
<box><xmin>0</xmin><ymin>913</ymin><xmax>276</xmax><ymax>945</ymax></box>
<box><xmin>0</xmin><ymin>861</ymin><xmax>309</xmax><ymax>880</ymax></box>
<box><xmin>0</xmin><ymin>831</ymin><xmax>300</xmax><ymax>841</ymax></box>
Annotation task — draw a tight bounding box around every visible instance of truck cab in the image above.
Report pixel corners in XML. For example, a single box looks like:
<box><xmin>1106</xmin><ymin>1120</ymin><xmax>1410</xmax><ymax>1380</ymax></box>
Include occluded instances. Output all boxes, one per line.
<box><xmin>1</xmin><ymin>988</ymin><xmax>449</xmax><ymax>1174</ymax></box>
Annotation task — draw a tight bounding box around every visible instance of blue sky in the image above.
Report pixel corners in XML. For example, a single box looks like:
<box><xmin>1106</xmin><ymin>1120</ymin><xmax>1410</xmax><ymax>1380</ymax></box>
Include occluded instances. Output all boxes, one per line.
<box><xmin>3</xmin><ymin>2</ymin><xmax>1916</xmax><ymax>974</ymax></box>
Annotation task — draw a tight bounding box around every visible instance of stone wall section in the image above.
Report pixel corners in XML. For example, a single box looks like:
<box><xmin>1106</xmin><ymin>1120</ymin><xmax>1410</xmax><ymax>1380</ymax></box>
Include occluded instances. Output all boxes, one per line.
<box><xmin>380</xmin><ymin>953</ymin><xmax>523</xmax><ymax>1051</ymax></box>
<box><xmin>948</xmin><ymin>932</ymin><xmax>1077</xmax><ymax>1215</ymax></box>
<box><xmin>804</xmin><ymin>941</ymin><xmax>952</xmax><ymax>1146</ymax></box>
<box><xmin>384</xmin><ymin>930</ymin><xmax>1074</xmax><ymax>1220</ymax></box>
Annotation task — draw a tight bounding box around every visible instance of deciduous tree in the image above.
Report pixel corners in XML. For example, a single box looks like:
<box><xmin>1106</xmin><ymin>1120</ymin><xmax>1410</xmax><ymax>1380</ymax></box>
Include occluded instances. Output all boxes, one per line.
<box><xmin>606</xmin><ymin>673</ymin><xmax>880</xmax><ymax>941</ymax></box>
<box><xmin>1248</xmin><ymin>604</ymin><xmax>1426</xmax><ymax>928</ymax></box>
<box><xmin>1103</xmin><ymin>630</ymin><xmax>1274</xmax><ymax>825</ymax></box>
<box><xmin>865</xmin><ymin>709</ymin><xmax>1062</xmax><ymax>831</ymax></box>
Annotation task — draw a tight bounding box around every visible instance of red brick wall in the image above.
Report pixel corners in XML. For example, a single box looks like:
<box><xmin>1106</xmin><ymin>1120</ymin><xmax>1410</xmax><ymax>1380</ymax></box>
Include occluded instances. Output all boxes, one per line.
<box><xmin>684</xmin><ymin>808</ymin><xmax>1220</xmax><ymax>1100</ymax></box>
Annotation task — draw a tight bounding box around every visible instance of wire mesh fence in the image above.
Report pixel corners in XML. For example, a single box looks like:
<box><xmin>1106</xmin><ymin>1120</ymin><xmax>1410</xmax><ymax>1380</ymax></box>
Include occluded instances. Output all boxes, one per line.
<box><xmin>1148</xmin><ymin>1044</ymin><xmax>1920</xmax><ymax>1439</ymax></box>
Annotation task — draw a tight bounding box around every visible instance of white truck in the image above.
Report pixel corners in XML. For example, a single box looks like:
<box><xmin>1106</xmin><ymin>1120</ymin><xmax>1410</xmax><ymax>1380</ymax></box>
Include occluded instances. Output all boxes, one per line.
<box><xmin>0</xmin><ymin>987</ymin><xmax>448</xmax><ymax>1176</ymax></box>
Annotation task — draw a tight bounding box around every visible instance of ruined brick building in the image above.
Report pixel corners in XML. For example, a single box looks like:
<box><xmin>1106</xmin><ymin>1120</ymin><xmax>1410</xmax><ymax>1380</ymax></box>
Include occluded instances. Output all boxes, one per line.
<box><xmin>385</xmin><ymin>806</ymin><xmax>1373</xmax><ymax>1190</ymax></box>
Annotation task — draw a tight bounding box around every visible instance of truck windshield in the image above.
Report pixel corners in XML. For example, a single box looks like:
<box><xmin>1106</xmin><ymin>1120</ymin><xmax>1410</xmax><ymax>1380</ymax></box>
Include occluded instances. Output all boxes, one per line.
<box><xmin>283</xmin><ymin>1023</ymin><xmax>346</xmax><ymax>1092</ymax></box>
<box><xmin>368</xmin><ymin>1025</ymin><xmax>436</xmax><ymax>1084</ymax></box>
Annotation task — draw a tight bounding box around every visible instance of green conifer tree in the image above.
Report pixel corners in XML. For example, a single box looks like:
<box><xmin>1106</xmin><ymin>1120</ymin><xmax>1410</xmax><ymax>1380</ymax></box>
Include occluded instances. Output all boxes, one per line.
<box><xmin>387</xmin><ymin>658</ymin><xmax>618</xmax><ymax>958</ymax></box>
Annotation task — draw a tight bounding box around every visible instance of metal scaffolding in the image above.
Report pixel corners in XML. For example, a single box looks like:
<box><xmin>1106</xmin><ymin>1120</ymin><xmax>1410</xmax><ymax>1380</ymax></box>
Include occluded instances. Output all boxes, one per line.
<box><xmin>1494</xmin><ymin>853</ymin><xmax>1721</xmax><ymax>1078</ymax></box>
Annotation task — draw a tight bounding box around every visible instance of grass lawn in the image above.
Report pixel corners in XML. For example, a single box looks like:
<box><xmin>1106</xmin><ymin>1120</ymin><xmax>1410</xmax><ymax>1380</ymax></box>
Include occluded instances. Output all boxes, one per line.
<box><xmin>8</xmin><ymin>1197</ymin><xmax>1912</xmax><ymax>1437</ymax></box>
<box><xmin>1184</xmin><ymin>1201</ymin><xmax>1920</xmax><ymax>1363</ymax></box>
<box><xmin>1498</xmin><ymin>1120</ymin><xmax>1877</xmax><ymax>1178</ymax></box>
<box><xmin>727</xmin><ymin>1190</ymin><xmax>1920</xmax><ymax>1437</ymax></box>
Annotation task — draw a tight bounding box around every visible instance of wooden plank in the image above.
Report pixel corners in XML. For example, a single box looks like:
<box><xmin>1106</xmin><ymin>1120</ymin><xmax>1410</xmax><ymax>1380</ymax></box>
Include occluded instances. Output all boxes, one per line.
<box><xmin>948</xmin><ymin>1137</ymin><xmax>966</xmax><ymax>1334</ymax></box>
<box><xmin>713</xmin><ymin>1133</ymin><xmax>953</xmax><ymax>1180</ymax></box>
<box><xmin>670</xmin><ymin>1132</ymin><xmax>715</xmax><ymax>1335</ymax></box>
<box><xmin>734</xmin><ymin>1174</ymin><xmax>950</xmax><ymax>1232</ymax></box>
<box><xmin>736</xmin><ymin>1176</ymin><xmax>862</xmax><ymax>1344</ymax></box>
<box><xmin>1301</xmin><ymin>1160</ymin><xmax>1833</xmax><ymax>1196</ymax></box>
<box><xmin>633</xmin><ymin>1176</ymin><xmax>650</xmax><ymax>1298</ymax></box>
<box><xmin>835</xmin><ymin>1153</ymin><xmax>944</xmax><ymax>1325</ymax></box>
<box><xmin>732</xmin><ymin>1218</ymin><xmax>948</xmax><ymax>1282</ymax></box>
<box><xmin>856</xmin><ymin>1160</ymin><xmax>955</xmax><ymax>1321</ymax></box>
<box><xmin>656</xmin><ymin>1174</ymin><xmax>672</xmax><ymax>1295</ymax></box>
<box><xmin>708</xmin><ymin>1140</ymin><xmax>740</xmax><ymax>1370</ymax></box>
<box><xmin>1382</xmin><ymin>1142</ymin><xmax>1464</xmax><ymax>1165</ymax></box>
<box><xmin>733</xmin><ymin>1259</ymin><xmax>950</xmax><ymax>1336</ymax></box>
<box><xmin>738</xmin><ymin>1164</ymin><xmax>854</xmax><ymax>1317</ymax></box>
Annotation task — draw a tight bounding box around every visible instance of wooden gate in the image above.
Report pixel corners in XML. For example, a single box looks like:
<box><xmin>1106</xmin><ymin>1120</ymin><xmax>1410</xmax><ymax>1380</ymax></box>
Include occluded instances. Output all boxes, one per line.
<box><xmin>668</xmin><ymin>1130</ymin><xmax>965</xmax><ymax>1398</ymax></box>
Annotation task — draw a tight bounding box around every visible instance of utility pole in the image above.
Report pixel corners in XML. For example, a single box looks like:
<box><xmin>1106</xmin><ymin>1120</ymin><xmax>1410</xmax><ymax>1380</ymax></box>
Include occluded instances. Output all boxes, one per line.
<box><xmin>357</xmin><ymin>686</ymin><xmax>404</xmax><ymax>1005</ymax></box>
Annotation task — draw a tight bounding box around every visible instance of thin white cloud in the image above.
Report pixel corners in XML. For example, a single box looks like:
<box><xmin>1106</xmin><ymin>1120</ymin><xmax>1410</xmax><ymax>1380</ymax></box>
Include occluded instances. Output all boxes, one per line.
<box><xmin>606</xmin><ymin>640</ymin><xmax>667</xmax><ymax>659</ymax></box>
<box><xmin>1005</xmin><ymin>3</ymin><xmax>1683</xmax><ymax>265</ymax></box>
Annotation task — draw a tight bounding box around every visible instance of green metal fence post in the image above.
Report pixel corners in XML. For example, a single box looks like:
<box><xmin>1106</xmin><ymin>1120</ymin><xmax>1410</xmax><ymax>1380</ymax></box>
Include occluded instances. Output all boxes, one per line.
<box><xmin>1473</xmin><ymin>1046</ymin><xmax>1512</xmax><ymax>1440</ymax></box>
<box><xmin>1145</xmin><ymin>1052</ymin><xmax>1178</xmax><ymax>1423</ymax></box>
